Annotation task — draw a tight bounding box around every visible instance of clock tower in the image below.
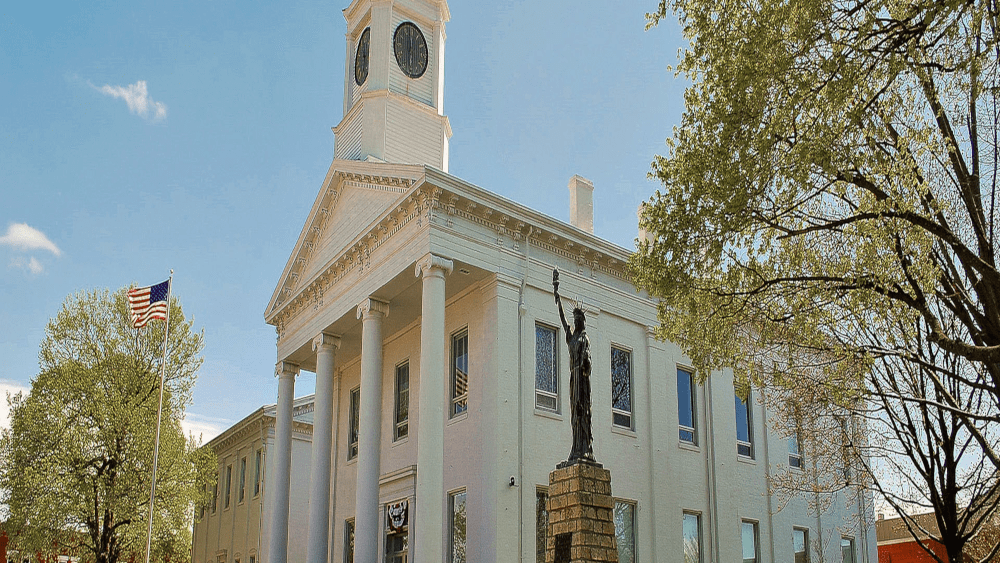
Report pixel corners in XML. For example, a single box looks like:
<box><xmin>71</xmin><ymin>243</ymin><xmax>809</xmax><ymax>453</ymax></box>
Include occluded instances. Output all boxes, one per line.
<box><xmin>334</xmin><ymin>0</ymin><xmax>451</xmax><ymax>172</ymax></box>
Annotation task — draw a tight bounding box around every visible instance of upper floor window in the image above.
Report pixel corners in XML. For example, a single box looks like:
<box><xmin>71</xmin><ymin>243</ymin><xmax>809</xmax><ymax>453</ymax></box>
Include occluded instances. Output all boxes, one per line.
<box><xmin>254</xmin><ymin>449</ymin><xmax>262</xmax><ymax>497</ymax></box>
<box><xmin>212</xmin><ymin>482</ymin><xmax>218</xmax><ymax>513</ymax></box>
<box><xmin>789</xmin><ymin>432</ymin><xmax>803</xmax><ymax>469</ymax></box>
<box><xmin>239</xmin><ymin>457</ymin><xmax>246</xmax><ymax>503</ymax></box>
<box><xmin>677</xmin><ymin>367</ymin><xmax>697</xmax><ymax>444</ymax></box>
<box><xmin>735</xmin><ymin>388</ymin><xmax>754</xmax><ymax>458</ymax></box>
<box><xmin>451</xmin><ymin>329</ymin><xmax>469</xmax><ymax>417</ymax></box>
<box><xmin>394</xmin><ymin>362</ymin><xmax>409</xmax><ymax>441</ymax></box>
<box><xmin>349</xmin><ymin>387</ymin><xmax>360</xmax><ymax>459</ymax></box>
<box><xmin>535</xmin><ymin>324</ymin><xmax>558</xmax><ymax>411</ymax></box>
<box><xmin>224</xmin><ymin>464</ymin><xmax>232</xmax><ymax>509</ymax></box>
<box><xmin>611</xmin><ymin>347</ymin><xmax>633</xmax><ymax>429</ymax></box>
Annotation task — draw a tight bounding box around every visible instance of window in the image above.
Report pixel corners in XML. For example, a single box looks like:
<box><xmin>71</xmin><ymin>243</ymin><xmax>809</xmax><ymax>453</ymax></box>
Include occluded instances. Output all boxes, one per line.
<box><xmin>735</xmin><ymin>389</ymin><xmax>754</xmax><ymax>458</ymax></box>
<box><xmin>794</xmin><ymin>528</ymin><xmax>809</xmax><ymax>563</ymax></box>
<box><xmin>199</xmin><ymin>485</ymin><xmax>206</xmax><ymax>519</ymax></box>
<box><xmin>451</xmin><ymin>329</ymin><xmax>469</xmax><ymax>417</ymax></box>
<box><xmin>449</xmin><ymin>491</ymin><xmax>467</xmax><ymax>563</ymax></box>
<box><xmin>395</xmin><ymin>362</ymin><xmax>409</xmax><ymax>441</ymax></box>
<box><xmin>741</xmin><ymin>520</ymin><xmax>759</xmax><ymax>563</ymax></box>
<box><xmin>677</xmin><ymin>367</ymin><xmax>697</xmax><ymax>444</ymax></box>
<box><xmin>385</xmin><ymin>503</ymin><xmax>408</xmax><ymax>563</ymax></box>
<box><xmin>535</xmin><ymin>324</ymin><xmax>558</xmax><ymax>411</ymax></box>
<box><xmin>254</xmin><ymin>449</ymin><xmax>262</xmax><ymax>497</ymax></box>
<box><xmin>789</xmin><ymin>432</ymin><xmax>803</xmax><ymax>469</ymax></box>
<box><xmin>841</xmin><ymin>537</ymin><xmax>856</xmax><ymax>563</ymax></box>
<box><xmin>613</xmin><ymin>500</ymin><xmax>636</xmax><ymax>563</ymax></box>
<box><xmin>349</xmin><ymin>387</ymin><xmax>360</xmax><ymax>460</ymax></box>
<box><xmin>239</xmin><ymin>457</ymin><xmax>246</xmax><ymax>503</ymax></box>
<box><xmin>249</xmin><ymin>556</ymin><xmax>255</xmax><ymax>563</ymax></box>
<box><xmin>682</xmin><ymin>512</ymin><xmax>701</xmax><ymax>563</ymax></box>
<box><xmin>344</xmin><ymin>519</ymin><xmax>355</xmax><ymax>563</ymax></box>
<box><xmin>536</xmin><ymin>489</ymin><xmax>548</xmax><ymax>563</ymax></box>
<box><xmin>212</xmin><ymin>482</ymin><xmax>218</xmax><ymax>513</ymax></box>
<box><xmin>611</xmin><ymin>347</ymin><xmax>633</xmax><ymax>429</ymax></box>
<box><xmin>224</xmin><ymin>464</ymin><xmax>232</xmax><ymax>509</ymax></box>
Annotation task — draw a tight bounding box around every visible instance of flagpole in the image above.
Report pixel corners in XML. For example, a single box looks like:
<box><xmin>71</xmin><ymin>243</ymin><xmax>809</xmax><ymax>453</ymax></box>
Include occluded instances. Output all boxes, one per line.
<box><xmin>144</xmin><ymin>270</ymin><xmax>173</xmax><ymax>563</ymax></box>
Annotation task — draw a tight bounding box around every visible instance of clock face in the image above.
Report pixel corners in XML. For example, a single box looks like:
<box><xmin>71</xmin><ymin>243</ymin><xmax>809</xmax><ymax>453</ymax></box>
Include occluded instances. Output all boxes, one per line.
<box><xmin>354</xmin><ymin>27</ymin><xmax>370</xmax><ymax>86</ymax></box>
<box><xmin>393</xmin><ymin>22</ymin><xmax>428</xmax><ymax>79</ymax></box>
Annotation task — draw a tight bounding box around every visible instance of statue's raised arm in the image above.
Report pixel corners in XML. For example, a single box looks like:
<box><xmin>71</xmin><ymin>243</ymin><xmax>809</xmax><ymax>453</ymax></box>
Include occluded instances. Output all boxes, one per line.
<box><xmin>554</xmin><ymin>268</ymin><xmax>570</xmax><ymax>334</ymax></box>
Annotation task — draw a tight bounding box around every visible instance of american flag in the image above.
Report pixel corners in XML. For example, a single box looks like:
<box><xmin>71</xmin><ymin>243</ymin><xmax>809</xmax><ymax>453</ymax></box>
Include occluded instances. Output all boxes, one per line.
<box><xmin>128</xmin><ymin>280</ymin><xmax>170</xmax><ymax>328</ymax></box>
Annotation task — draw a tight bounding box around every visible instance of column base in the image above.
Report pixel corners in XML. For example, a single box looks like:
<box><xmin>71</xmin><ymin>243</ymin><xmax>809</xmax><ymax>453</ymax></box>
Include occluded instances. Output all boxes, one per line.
<box><xmin>546</xmin><ymin>463</ymin><xmax>619</xmax><ymax>563</ymax></box>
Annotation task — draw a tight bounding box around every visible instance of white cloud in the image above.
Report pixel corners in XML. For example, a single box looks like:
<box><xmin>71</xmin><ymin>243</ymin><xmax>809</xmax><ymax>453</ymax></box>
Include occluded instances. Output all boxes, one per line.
<box><xmin>9</xmin><ymin>256</ymin><xmax>44</xmax><ymax>274</ymax></box>
<box><xmin>181</xmin><ymin>413</ymin><xmax>231</xmax><ymax>444</ymax></box>
<box><xmin>0</xmin><ymin>223</ymin><xmax>61</xmax><ymax>256</ymax></box>
<box><xmin>95</xmin><ymin>80</ymin><xmax>167</xmax><ymax>122</ymax></box>
<box><xmin>0</xmin><ymin>380</ymin><xmax>30</xmax><ymax>431</ymax></box>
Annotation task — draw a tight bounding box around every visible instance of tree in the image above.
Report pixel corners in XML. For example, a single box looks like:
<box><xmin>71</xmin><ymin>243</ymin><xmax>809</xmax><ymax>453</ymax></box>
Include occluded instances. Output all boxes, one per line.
<box><xmin>634</xmin><ymin>1</ymin><xmax>1000</xmax><ymax>562</ymax></box>
<box><xmin>0</xmin><ymin>287</ymin><xmax>216</xmax><ymax>563</ymax></box>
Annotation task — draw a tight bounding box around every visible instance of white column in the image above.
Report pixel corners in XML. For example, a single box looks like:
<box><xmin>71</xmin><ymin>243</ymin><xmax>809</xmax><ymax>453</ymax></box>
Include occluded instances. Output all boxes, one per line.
<box><xmin>413</xmin><ymin>253</ymin><xmax>453</xmax><ymax>563</ymax></box>
<box><xmin>354</xmin><ymin>297</ymin><xmax>389</xmax><ymax>563</ymax></box>
<box><xmin>269</xmin><ymin>361</ymin><xmax>299</xmax><ymax>563</ymax></box>
<box><xmin>307</xmin><ymin>333</ymin><xmax>340</xmax><ymax>563</ymax></box>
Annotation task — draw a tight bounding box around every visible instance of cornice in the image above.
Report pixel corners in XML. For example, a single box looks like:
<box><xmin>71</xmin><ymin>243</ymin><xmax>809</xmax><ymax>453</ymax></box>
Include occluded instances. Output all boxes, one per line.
<box><xmin>269</xmin><ymin>169</ymin><xmax>634</xmax><ymax>342</ymax></box>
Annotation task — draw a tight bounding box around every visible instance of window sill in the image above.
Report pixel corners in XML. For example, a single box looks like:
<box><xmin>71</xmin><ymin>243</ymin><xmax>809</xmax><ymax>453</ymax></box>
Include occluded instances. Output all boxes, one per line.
<box><xmin>678</xmin><ymin>441</ymin><xmax>700</xmax><ymax>453</ymax></box>
<box><xmin>345</xmin><ymin>456</ymin><xmax>358</xmax><ymax>467</ymax></box>
<box><xmin>447</xmin><ymin>412</ymin><xmax>468</xmax><ymax>426</ymax></box>
<box><xmin>737</xmin><ymin>454</ymin><xmax>757</xmax><ymax>465</ymax></box>
<box><xmin>392</xmin><ymin>436</ymin><xmax>410</xmax><ymax>448</ymax></box>
<box><xmin>534</xmin><ymin>408</ymin><xmax>562</xmax><ymax>421</ymax></box>
<box><xmin>611</xmin><ymin>425</ymin><xmax>637</xmax><ymax>439</ymax></box>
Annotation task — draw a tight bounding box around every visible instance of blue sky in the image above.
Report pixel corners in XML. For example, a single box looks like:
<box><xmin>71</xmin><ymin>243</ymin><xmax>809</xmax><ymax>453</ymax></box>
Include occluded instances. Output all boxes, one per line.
<box><xmin>0</xmin><ymin>0</ymin><xmax>686</xmax><ymax>440</ymax></box>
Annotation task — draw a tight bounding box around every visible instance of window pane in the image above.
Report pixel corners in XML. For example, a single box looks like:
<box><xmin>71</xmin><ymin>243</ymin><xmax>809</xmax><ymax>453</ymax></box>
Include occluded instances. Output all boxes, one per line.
<box><xmin>452</xmin><ymin>331</ymin><xmax>469</xmax><ymax>416</ymax></box>
<box><xmin>742</xmin><ymin>521</ymin><xmax>758</xmax><ymax>563</ymax></box>
<box><xmin>395</xmin><ymin>363</ymin><xmax>409</xmax><ymax>440</ymax></box>
<box><xmin>678</xmin><ymin>368</ymin><xmax>696</xmax><ymax>443</ymax></box>
<box><xmin>613</xmin><ymin>501</ymin><xmax>635</xmax><ymax>563</ymax></box>
<box><xmin>535</xmin><ymin>325</ymin><xmax>557</xmax><ymax>395</ymax></box>
<box><xmin>841</xmin><ymin>537</ymin><xmax>855</xmax><ymax>563</ymax></box>
<box><xmin>536</xmin><ymin>491</ymin><xmax>548</xmax><ymax>563</ymax></box>
<box><xmin>683</xmin><ymin>513</ymin><xmax>701</xmax><ymax>563</ymax></box>
<box><xmin>789</xmin><ymin>433</ymin><xmax>803</xmax><ymax>468</ymax></box>
<box><xmin>349</xmin><ymin>387</ymin><xmax>360</xmax><ymax>459</ymax></box>
<box><xmin>794</xmin><ymin>528</ymin><xmax>809</xmax><ymax>563</ymax></box>
<box><xmin>612</xmin><ymin>347</ymin><xmax>632</xmax><ymax>429</ymax></box>
<box><xmin>451</xmin><ymin>491</ymin><xmax>467</xmax><ymax>563</ymax></box>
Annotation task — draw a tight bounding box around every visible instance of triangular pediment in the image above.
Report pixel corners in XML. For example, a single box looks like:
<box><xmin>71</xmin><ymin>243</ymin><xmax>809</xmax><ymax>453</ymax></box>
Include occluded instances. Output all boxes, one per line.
<box><xmin>265</xmin><ymin>160</ymin><xmax>426</xmax><ymax>321</ymax></box>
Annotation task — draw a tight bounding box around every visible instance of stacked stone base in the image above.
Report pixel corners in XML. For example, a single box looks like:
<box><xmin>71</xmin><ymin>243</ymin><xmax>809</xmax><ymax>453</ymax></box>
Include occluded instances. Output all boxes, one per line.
<box><xmin>546</xmin><ymin>462</ymin><xmax>619</xmax><ymax>563</ymax></box>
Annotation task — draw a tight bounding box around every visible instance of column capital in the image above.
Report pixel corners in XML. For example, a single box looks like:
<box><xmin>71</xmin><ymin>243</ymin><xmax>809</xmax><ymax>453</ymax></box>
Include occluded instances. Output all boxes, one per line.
<box><xmin>312</xmin><ymin>332</ymin><xmax>342</xmax><ymax>353</ymax></box>
<box><xmin>357</xmin><ymin>297</ymin><xmax>389</xmax><ymax>320</ymax></box>
<box><xmin>415</xmin><ymin>253</ymin><xmax>454</xmax><ymax>278</ymax></box>
<box><xmin>275</xmin><ymin>360</ymin><xmax>300</xmax><ymax>379</ymax></box>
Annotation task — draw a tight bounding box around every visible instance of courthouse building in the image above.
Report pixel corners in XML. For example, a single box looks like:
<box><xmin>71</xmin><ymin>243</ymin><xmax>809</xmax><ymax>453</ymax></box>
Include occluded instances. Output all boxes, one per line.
<box><xmin>192</xmin><ymin>0</ymin><xmax>879</xmax><ymax>561</ymax></box>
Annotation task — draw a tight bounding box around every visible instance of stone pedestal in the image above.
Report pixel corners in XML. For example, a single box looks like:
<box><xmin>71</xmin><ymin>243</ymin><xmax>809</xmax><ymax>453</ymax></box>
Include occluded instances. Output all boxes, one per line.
<box><xmin>546</xmin><ymin>462</ymin><xmax>619</xmax><ymax>563</ymax></box>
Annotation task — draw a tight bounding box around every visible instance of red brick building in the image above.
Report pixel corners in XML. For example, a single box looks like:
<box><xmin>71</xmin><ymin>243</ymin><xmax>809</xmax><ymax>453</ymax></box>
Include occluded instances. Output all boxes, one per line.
<box><xmin>876</xmin><ymin>512</ymin><xmax>951</xmax><ymax>563</ymax></box>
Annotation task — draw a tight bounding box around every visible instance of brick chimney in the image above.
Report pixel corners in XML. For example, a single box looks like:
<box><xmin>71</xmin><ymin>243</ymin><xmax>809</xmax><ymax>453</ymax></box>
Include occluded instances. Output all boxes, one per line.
<box><xmin>568</xmin><ymin>175</ymin><xmax>594</xmax><ymax>234</ymax></box>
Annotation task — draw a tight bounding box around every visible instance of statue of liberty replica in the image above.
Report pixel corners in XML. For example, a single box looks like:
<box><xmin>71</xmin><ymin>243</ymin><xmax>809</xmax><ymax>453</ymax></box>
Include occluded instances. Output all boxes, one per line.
<box><xmin>553</xmin><ymin>268</ymin><xmax>595</xmax><ymax>465</ymax></box>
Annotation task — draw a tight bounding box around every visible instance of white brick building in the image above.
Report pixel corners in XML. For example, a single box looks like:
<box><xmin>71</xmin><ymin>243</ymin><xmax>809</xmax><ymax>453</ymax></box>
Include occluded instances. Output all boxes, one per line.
<box><xmin>192</xmin><ymin>0</ymin><xmax>878</xmax><ymax>561</ymax></box>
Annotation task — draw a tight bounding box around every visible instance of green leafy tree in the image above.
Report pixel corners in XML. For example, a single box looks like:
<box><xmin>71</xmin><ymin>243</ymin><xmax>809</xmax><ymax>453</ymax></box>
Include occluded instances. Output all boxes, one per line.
<box><xmin>635</xmin><ymin>1</ymin><xmax>1000</xmax><ymax>562</ymax></box>
<box><xmin>0</xmin><ymin>287</ymin><xmax>216</xmax><ymax>563</ymax></box>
